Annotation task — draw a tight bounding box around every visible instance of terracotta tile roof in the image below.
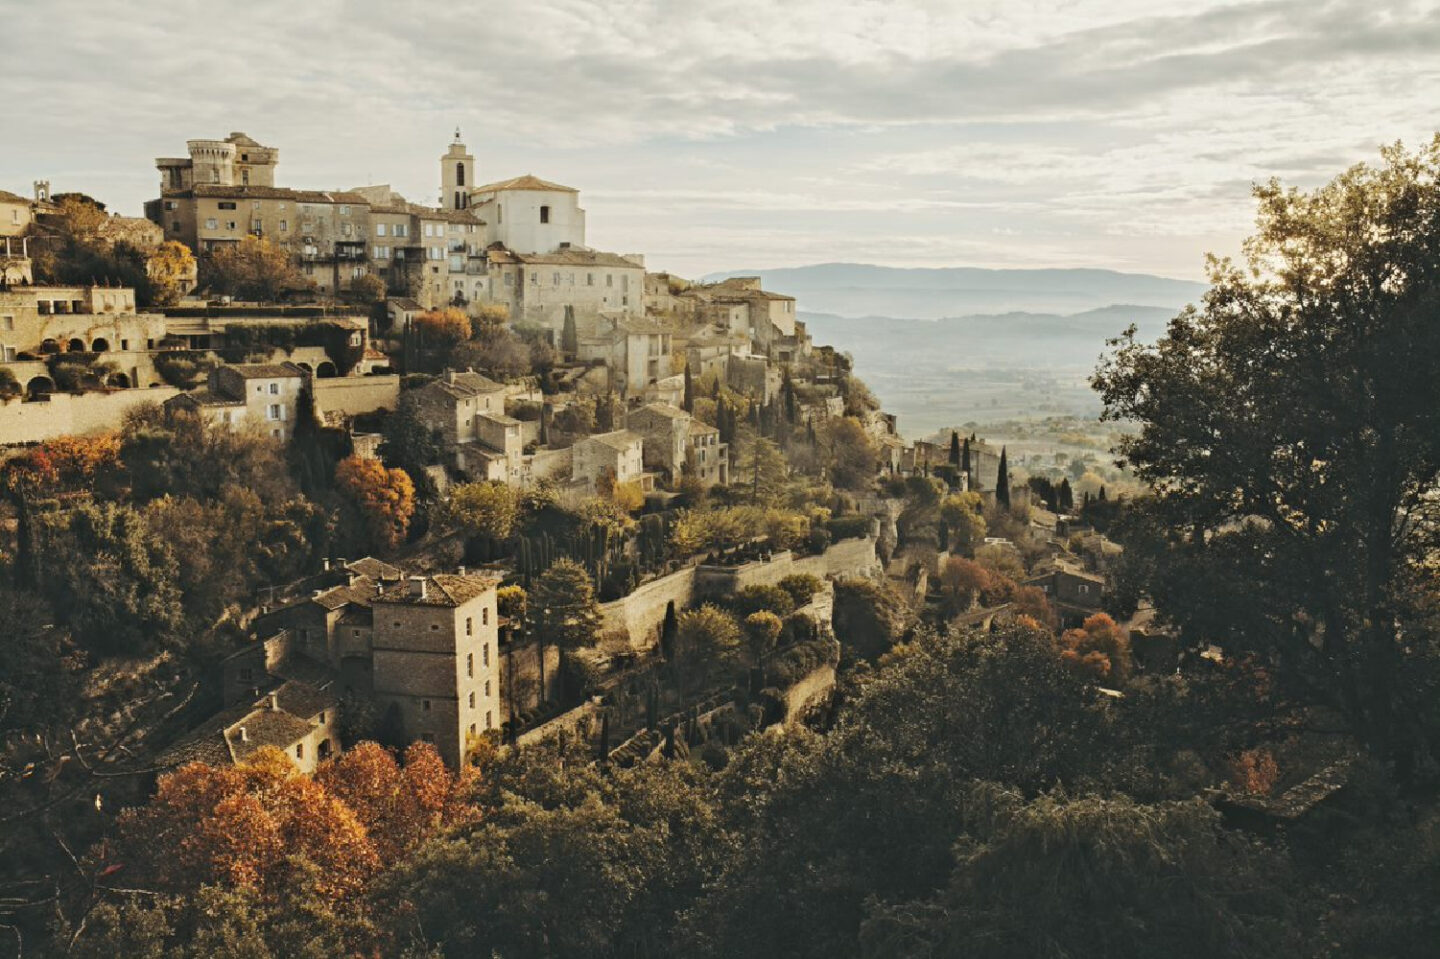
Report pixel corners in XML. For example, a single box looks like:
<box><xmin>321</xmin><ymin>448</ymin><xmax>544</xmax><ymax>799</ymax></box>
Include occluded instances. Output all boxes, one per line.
<box><xmin>471</xmin><ymin>174</ymin><xmax>578</xmax><ymax>194</ymax></box>
<box><xmin>424</xmin><ymin>371</ymin><xmax>505</xmax><ymax>400</ymax></box>
<box><xmin>631</xmin><ymin>402</ymin><xmax>689</xmax><ymax>420</ymax></box>
<box><xmin>171</xmin><ymin>388</ymin><xmax>243</xmax><ymax>408</ymax></box>
<box><xmin>0</xmin><ymin>189</ymin><xmax>29</xmax><ymax>205</ymax></box>
<box><xmin>271</xmin><ymin>679</ymin><xmax>337</xmax><ymax>722</ymax></box>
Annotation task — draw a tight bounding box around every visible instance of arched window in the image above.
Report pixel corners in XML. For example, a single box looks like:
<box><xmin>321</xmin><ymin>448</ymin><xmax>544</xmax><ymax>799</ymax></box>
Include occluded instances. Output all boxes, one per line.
<box><xmin>456</xmin><ymin>163</ymin><xmax>466</xmax><ymax>187</ymax></box>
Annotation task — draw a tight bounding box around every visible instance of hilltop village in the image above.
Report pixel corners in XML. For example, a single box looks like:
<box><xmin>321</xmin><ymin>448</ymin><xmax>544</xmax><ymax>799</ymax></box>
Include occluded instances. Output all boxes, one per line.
<box><xmin>6</xmin><ymin>127</ymin><xmax>1439</xmax><ymax>959</ymax></box>
<box><xmin>0</xmin><ymin>129</ymin><xmax>1136</xmax><ymax>780</ymax></box>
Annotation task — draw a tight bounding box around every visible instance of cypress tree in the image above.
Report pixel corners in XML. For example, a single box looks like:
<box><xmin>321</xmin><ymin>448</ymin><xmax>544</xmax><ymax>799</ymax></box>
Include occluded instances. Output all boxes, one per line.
<box><xmin>961</xmin><ymin>437</ymin><xmax>972</xmax><ymax>481</ymax></box>
<box><xmin>949</xmin><ymin>430</ymin><xmax>961</xmax><ymax>466</ymax></box>
<box><xmin>1059</xmin><ymin>477</ymin><xmax>1074</xmax><ymax>512</ymax></box>
<box><xmin>1099</xmin><ymin>485</ymin><xmax>1108</xmax><ymax>502</ymax></box>
<box><xmin>996</xmin><ymin>446</ymin><xmax>1010</xmax><ymax>508</ymax></box>
<box><xmin>683</xmin><ymin>361</ymin><xmax>694</xmax><ymax>412</ymax></box>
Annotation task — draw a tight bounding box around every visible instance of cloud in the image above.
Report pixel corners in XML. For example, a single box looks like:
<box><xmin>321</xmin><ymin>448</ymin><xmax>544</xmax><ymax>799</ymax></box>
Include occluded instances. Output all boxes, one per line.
<box><xmin>3</xmin><ymin>0</ymin><xmax>1438</xmax><ymax>277</ymax></box>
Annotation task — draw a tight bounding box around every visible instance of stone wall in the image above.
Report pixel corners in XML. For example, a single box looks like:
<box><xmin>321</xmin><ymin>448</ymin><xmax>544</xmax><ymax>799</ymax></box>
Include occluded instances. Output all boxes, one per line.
<box><xmin>0</xmin><ymin>388</ymin><xmax>179</xmax><ymax>445</ymax></box>
<box><xmin>779</xmin><ymin>663</ymin><xmax>835</xmax><ymax>726</ymax></box>
<box><xmin>598</xmin><ymin>566</ymin><xmax>697</xmax><ymax>651</ymax></box>
<box><xmin>513</xmin><ymin>697</ymin><xmax>600</xmax><ymax>749</ymax></box>
<box><xmin>312</xmin><ymin>374</ymin><xmax>400</xmax><ymax>418</ymax></box>
<box><xmin>598</xmin><ymin>537</ymin><xmax>877</xmax><ymax>650</ymax></box>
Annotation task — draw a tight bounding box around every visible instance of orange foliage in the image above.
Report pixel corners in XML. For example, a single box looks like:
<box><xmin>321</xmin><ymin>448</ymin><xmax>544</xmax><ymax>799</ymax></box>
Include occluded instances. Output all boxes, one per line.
<box><xmin>335</xmin><ymin>455</ymin><xmax>416</xmax><ymax>551</ymax></box>
<box><xmin>939</xmin><ymin>556</ymin><xmax>1018</xmax><ymax>611</ymax></box>
<box><xmin>1227</xmin><ymin>747</ymin><xmax>1280</xmax><ymax>796</ymax></box>
<box><xmin>112</xmin><ymin>747</ymin><xmax>378</xmax><ymax>901</ymax></box>
<box><xmin>1058</xmin><ymin>612</ymin><xmax>1131</xmax><ymax>683</ymax></box>
<box><xmin>1010</xmin><ymin>585</ymin><xmax>1057</xmax><ymax>631</ymax></box>
<box><xmin>111</xmin><ymin>742</ymin><xmax>475</xmax><ymax>905</ymax></box>
<box><xmin>414</xmin><ymin>307</ymin><xmax>472</xmax><ymax>346</ymax></box>
<box><xmin>2</xmin><ymin>433</ymin><xmax>120</xmax><ymax>496</ymax></box>
<box><xmin>317</xmin><ymin>742</ymin><xmax>477</xmax><ymax>860</ymax></box>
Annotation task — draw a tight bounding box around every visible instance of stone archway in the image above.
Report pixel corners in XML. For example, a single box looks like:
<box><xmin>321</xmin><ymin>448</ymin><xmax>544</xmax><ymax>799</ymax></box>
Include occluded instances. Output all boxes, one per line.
<box><xmin>91</xmin><ymin>337</ymin><xmax>110</xmax><ymax>352</ymax></box>
<box><xmin>107</xmin><ymin>372</ymin><xmax>131</xmax><ymax>388</ymax></box>
<box><xmin>66</xmin><ymin>337</ymin><xmax>85</xmax><ymax>353</ymax></box>
<box><xmin>40</xmin><ymin>338</ymin><xmax>59</xmax><ymax>355</ymax></box>
<box><xmin>315</xmin><ymin>361</ymin><xmax>338</xmax><ymax>378</ymax></box>
<box><xmin>26</xmin><ymin>375</ymin><xmax>54</xmax><ymax>399</ymax></box>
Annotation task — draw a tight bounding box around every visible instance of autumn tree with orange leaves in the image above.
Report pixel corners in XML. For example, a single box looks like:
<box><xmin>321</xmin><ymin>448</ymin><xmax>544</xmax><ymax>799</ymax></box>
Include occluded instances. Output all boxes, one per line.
<box><xmin>1058</xmin><ymin>612</ymin><xmax>1131</xmax><ymax>684</ymax></box>
<box><xmin>334</xmin><ymin>455</ymin><xmax>416</xmax><ymax>551</ymax></box>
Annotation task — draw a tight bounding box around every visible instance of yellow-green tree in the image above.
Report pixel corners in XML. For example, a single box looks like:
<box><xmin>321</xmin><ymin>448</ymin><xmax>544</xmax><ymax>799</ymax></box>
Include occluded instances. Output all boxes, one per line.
<box><xmin>205</xmin><ymin>235</ymin><xmax>310</xmax><ymax>302</ymax></box>
<box><xmin>146</xmin><ymin>240</ymin><xmax>196</xmax><ymax>306</ymax></box>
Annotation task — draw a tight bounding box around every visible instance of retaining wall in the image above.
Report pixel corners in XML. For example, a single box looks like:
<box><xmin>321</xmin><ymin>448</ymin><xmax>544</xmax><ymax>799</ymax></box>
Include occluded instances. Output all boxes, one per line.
<box><xmin>0</xmin><ymin>388</ymin><xmax>178</xmax><ymax>445</ymax></box>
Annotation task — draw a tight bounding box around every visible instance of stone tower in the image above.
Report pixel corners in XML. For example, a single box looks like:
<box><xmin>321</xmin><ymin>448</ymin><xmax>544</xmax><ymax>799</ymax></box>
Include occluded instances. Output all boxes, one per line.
<box><xmin>441</xmin><ymin>128</ymin><xmax>475</xmax><ymax>211</ymax></box>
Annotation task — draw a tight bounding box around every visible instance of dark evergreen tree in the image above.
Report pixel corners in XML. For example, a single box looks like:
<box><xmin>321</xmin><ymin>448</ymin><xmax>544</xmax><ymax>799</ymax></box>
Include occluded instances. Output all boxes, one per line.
<box><xmin>683</xmin><ymin>362</ymin><xmax>694</xmax><ymax>413</ymax></box>
<box><xmin>949</xmin><ymin>430</ymin><xmax>961</xmax><ymax>467</ymax></box>
<box><xmin>996</xmin><ymin>446</ymin><xmax>1010</xmax><ymax>508</ymax></box>
<box><xmin>1058</xmin><ymin>477</ymin><xmax>1074</xmax><ymax>512</ymax></box>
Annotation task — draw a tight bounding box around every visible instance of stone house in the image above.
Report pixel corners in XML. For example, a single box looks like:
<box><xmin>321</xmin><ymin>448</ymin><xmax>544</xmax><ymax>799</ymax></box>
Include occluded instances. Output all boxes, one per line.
<box><xmin>0</xmin><ymin>188</ymin><xmax>35</xmax><ymax>238</ymax></box>
<box><xmin>1025</xmin><ymin>557</ymin><xmax>1106</xmax><ymax>617</ymax></box>
<box><xmin>625</xmin><ymin>402</ymin><xmax>691</xmax><ymax>480</ymax></box>
<box><xmin>576</xmin><ymin>315</ymin><xmax>671</xmax><ymax>397</ymax></box>
<box><xmin>484</xmin><ymin>245</ymin><xmax>646</xmax><ymax>335</ymax></box>
<box><xmin>166</xmin><ymin>361</ymin><xmax>306</xmax><ymax>441</ymax></box>
<box><xmin>572</xmin><ymin>429</ymin><xmax>646</xmax><ymax>490</ymax></box>
<box><xmin>248</xmin><ymin>559</ymin><xmax>504</xmax><ymax>769</ymax></box>
<box><xmin>687</xmin><ymin>419</ymin><xmax>728</xmax><ymax>487</ymax></box>
<box><xmin>408</xmin><ymin>369</ymin><xmax>507</xmax><ymax>445</ymax></box>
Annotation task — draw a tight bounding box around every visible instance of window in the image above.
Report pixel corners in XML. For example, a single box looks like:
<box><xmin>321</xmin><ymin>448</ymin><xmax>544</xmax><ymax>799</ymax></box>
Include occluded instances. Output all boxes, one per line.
<box><xmin>468</xmin><ymin>691</ymin><xmax>475</xmax><ymax>708</ymax></box>
<box><xmin>253</xmin><ymin>200</ymin><xmax>261</xmax><ymax>209</ymax></box>
<box><xmin>485</xmin><ymin>711</ymin><xmax>492</xmax><ymax>730</ymax></box>
<box><xmin>606</xmin><ymin>274</ymin><xmax>613</xmax><ymax>288</ymax></box>
<box><xmin>296</xmin><ymin>743</ymin><xmax>304</xmax><ymax>759</ymax></box>
<box><xmin>205</xmin><ymin>218</ymin><xmax>218</xmax><ymax>229</ymax></box>
<box><xmin>238</xmin><ymin>667</ymin><xmax>253</xmax><ymax>682</ymax></box>
<box><xmin>218</xmin><ymin>201</ymin><xmax>236</xmax><ymax>210</ymax></box>
<box><xmin>164</xmin><ymin>200</ymin><xmax>176</xmax><ymax>211</ymax></box>
<box><xmin>484</xmin><ymin>680</ymin><xmax>491</xmax><ymax>697</ymax></box>
<box><xmin>395</xmin><ymin>223</ymin><xmax>408</xmax><ymax>237</ymax></box>
<box><xmin>374</xmin><ymin>245</ymin><xmax>389</xmax><ymax>259</ymax></box>
<box><xmin>466</xmin><ymin>652</ymin><xmax>473</xmax><ymax>677</ymax></box>
<box><xmin>172</xmin><ymin>221</ymin><xmax>180</xmax><ymax>232</ymax></box>
<box><xmin>503</xmin><ymin>272</ymin><xmax>512</xmax><ymax>286</ymax></box>
<box><xmin>483</xmin><ymin>643</ymin><xmax>489</xmax><ymax>667</ymax></box>
<box><xmin>377</xmin><ymin>223</ymin><xmax>388</xmax><ymax>237</ymax></box>
<box><xmin>587</xmin><ymin>273</ymin><xmax>594</xmax><ymax>286</ymax></box>
<box><xmin>469</xmin><ymin>723</ymin><xmax>477</xmax><ymax>737</ymax></box>
<box><xmin>279</xmin><ymin>220</ymin><xmax>287</xmax><ymax>232</ymax></box>
<box><xmin>342</xmin><ymin>222</ymin><xmax>352</xmax><ymax>236</ymax></box>
<box><xmin>340</xmin><ymin>205</ymin><xmax>350</xmax><ymax>215</ymax></box>
<box><xmin>268</xmin><ymin>382</ymin><xmax>279</xmax><ymax>395</ymax></box>
<box><xmin>540</xmin><ymin>205</ymin><xmax>550</xmax><ymax>224</ymax></box>
<box><xmin>226</xmin><ymin>221</ymin><xmax>237</xmax><ymax>230</ymax></box>
<box><xmin>465</xmin><ymin>617</ymin><xmax>472</xmax><ymax>636</ymax></box>
<box><xmin>530</xmin><ymin>273</ymin><xmax>537</xmax><ymax>285</ymax></box>
<box><xmin>1</xmin><ymin>316</ymin><xmax>11</xmax><ymax>331</ymax></box>
<box><xmin>422</xmin><ymin>699</ymin><xmax>432</xmax><ymax>711</ymax></box>
<box><xmin>268</xmin><ymin>404</ymin><xmax>282</xmax><ymax>420</ymax></box>
<box><xmin>120</xmin><ymin>339</ymin><xmax>128</xmax><ymax>350</ymax></box>
<box><xmin>482</xmin><ymin>608</ymin><xmax>488</xmax><ymax>626</ymax></box>
<box><xmin>319</xmin><ymin>739</ymin><xmax>332</xmax><ymax>759</ymax></box>
<box><xmin>272</xmin><ymin>428</ymin><xmax>283</xmax><ymax>439</ymax></box>
<box><xmin>242</xmin><ymin>170</ymin><xmax>250</xmax><ymax>185</ymax></box>
<box><xmin>430</xmin><ymin>623</ymin><xmax>440</xmax><ymax>631</ymax></box>
<box><xmin>456</xmin><ymin>163</ymin><xmax>465</xmax><ymax>187</ymax></box>
<box><xmin>552</xmin><ymin>272</ymin><xmax>560</xmax><ymax>286</ymax></box>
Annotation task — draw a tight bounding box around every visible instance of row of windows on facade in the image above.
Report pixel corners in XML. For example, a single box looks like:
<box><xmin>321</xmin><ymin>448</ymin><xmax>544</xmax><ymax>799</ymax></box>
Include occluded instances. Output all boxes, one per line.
<box><xmin>502</xmin><ymin>270</ymin><xmax>626</xmax><ymax>289</ymax></box>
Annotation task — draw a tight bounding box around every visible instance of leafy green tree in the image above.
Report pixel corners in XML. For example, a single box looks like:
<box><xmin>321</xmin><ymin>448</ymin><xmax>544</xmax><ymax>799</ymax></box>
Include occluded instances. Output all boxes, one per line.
<box><xmin>859</xmin><ymin>788</ymin><xmax>1295</xmax><ymax>959</ymax></box>
<box><xmin>737</xmin><ymin>435</ymin><xmax>787</xmax><ymax>506</ymax></box>
<box><xmin>744</xmin><ymin>610</ymin><xmax>784</xmax><ymax>673</ymax></box>
<box><xmin>673</xmin><ymin>604</ymin><xmax>742</xmax><ymax>697</ymax></box>
<box><xmin>528</xmin><ymin>559</ymin><xmax>603</xmax><ymax>691</ymax></box>
<box><xmin>1092</xmin><ymin>138</ymin><xmax>1440</xmax><ymax>762</ymax></box>
<box><xmin>380</xmin><ymin>394</ymin><xmax>443</xmax><ymax>492</ymax></box>
<box><xmin>441</xmin><ymin>481</ymin><xmax>519</xmax><ymax>557</ymax></box>
<box><xmin>204</xmin><ymin>235</ymin><xmax>311</xmax><ymax>302</ymax></box>
<box><xmin>831</xmin><ymin>577</ymin><xmax>909</xmax><ymax>661</ymax></box>
<box><xmin>32</xmin><ymin>500</ymin><xmax>182</xmax><ymax>654</ymax></box>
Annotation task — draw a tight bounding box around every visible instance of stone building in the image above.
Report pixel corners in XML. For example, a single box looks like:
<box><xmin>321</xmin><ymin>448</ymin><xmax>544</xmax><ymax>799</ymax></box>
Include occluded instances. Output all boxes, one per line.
<box><xmin>571</xmin><ymin>429</ymin><xmax>646</xmax><ymax>490</ymax></box>
<box><xmin>466</xmin><ymin>173</ymin><xmax>586</xmax><ymax>254</ymax></box>
<box><xmin>686</xmin><ymin>419</ymin><xmax>728</xmax><ymax>487</ymax></box>
<box><xmin>246</xmin><ymin>559</ymin><xmax>504</xmax><ymax>769</ymax></box>
<box><xmin>625</xmin><ymin>402</ymin><xmax>691</xmax><ymax>480</ymax></box>
<box><xmin>0</xmin><ymin>188</ymin><xmax>34</xmax><ymax>238</ymax></box>
<box><xmin>0</xmin><ymin>283</ymin><xmax>168</xmax><ymax>393</ymax></box>
<box><xmin>165</xmin><ymin>362</ymin><xmax>306</xmax><ymax>441</ymax></box>
<box><xmin>371</xmin><ymin>573</ymin><xmax>502</xmax><ymax>769</ymax></box>
<box><xmin>484</xmin><ymin>246</ymin><xmax>646</xmax><ymax>334</ymax></box>
<box><xmin>576</xmin><ymin>314</ymin><xmax>671</xmax><ymax>397</ymax></box>
<box><xmin>147</xmin><ymin>132</ymin><xmax>373</xmax><ymax>296</ymax></box>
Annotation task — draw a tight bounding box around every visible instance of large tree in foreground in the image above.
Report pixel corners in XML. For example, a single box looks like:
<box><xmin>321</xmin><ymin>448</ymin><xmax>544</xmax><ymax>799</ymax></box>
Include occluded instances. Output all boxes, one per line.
<box><xmin>1093</xmin><ymin>139</ymin><xmax>1440</xmax><ymax>763</ymax></box>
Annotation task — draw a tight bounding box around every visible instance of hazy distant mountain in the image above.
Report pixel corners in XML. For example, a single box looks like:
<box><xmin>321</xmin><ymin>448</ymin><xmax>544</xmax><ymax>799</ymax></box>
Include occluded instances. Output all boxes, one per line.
<box><xmin>702</xmin><ymin>263</ymin><xmax>1206</xmax><ymax>320</ymax></box>
<box><xmin>795</xmin><ymin>304</ymin><xmax>1180</xmax><ymax>437</ymax></box>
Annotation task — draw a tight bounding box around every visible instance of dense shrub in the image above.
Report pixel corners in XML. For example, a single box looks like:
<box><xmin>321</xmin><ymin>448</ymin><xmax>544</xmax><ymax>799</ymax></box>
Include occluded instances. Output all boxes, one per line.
<box><xmin>730</xmin><ymin>584</ymin><xmax>796</xmax><ymax>619</ymax></box>
<box><xmin>827</xmin><ymin>515</ymin><xmax>872</xmax><ymax>541</ymax></box>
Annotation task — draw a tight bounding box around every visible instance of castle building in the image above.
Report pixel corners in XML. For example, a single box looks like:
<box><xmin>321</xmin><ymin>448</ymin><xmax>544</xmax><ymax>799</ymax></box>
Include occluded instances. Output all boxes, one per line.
<box><xmin>146</xmin><ymin>132</ymin><xmax>374</xmax><ymax>296</ymax></box>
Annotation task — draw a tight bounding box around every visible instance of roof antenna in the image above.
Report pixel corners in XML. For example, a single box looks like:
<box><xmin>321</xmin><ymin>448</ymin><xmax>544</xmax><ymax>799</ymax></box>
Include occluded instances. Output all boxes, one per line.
<box><xmin>454</xmin><ymin>126</ymin><xmax>462</xmax><ymax>141</ymax></box>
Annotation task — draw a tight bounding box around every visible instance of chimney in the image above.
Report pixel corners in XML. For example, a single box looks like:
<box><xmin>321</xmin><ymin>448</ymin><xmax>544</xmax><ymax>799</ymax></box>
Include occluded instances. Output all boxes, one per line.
<box><xmin>446</xmin><ymin>369</ymin><xmax>457</xmax><ymax>384</ymax></box>
<box><xmin>237</xmin><ymin>726</ymin><xmax>248</xmax><ymax>742</ymax></box>
<box><xmin>457</xmin><ymin>565</ymin><xmax>466</xmax><ymax>576</ymax></box>
<box><xmin>409</xmin><ymin>576</ymin><xmax>428</xmax><ymax>600</ymax></box>
<box><xmin>322</xmin><ymin>558</ymin><xmax>331</xmax><ymax>572</ymax></box>
<box><xmin>267</xmin><ymin>693</ymin><xmax>279</xmax><ymax>711</ymax></box>
<box><xmin>376</xmin><ymin>582</ymin><xmax>385</xmax><ymax>597</ymax></box>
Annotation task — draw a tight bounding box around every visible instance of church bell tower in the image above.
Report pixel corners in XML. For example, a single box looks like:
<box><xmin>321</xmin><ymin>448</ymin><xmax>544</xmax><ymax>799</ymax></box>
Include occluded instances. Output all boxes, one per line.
<box><xmin>441</xmin><ymin>128</ymin><xmax>475</xmax><ymax>211</ymax></box>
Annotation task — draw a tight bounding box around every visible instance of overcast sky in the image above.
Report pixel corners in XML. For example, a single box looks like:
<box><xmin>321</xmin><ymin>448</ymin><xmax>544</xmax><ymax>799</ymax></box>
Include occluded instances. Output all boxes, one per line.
<box><xmin>5</xmin><ymin>0</ymin><xmax>1439</xmax><ymax>279</ymax></box>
